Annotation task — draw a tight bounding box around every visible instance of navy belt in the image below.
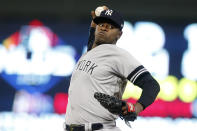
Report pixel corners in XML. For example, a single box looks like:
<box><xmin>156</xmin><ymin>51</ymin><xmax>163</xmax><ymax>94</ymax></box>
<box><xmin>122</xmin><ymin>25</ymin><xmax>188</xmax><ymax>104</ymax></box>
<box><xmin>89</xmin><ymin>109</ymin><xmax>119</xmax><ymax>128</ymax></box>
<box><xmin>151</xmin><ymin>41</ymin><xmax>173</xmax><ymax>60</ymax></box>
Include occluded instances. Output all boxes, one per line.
<box><xmin>66</xmin><ymin>123</ymin><xmax>103</xmax><ymax>131</ymax></box>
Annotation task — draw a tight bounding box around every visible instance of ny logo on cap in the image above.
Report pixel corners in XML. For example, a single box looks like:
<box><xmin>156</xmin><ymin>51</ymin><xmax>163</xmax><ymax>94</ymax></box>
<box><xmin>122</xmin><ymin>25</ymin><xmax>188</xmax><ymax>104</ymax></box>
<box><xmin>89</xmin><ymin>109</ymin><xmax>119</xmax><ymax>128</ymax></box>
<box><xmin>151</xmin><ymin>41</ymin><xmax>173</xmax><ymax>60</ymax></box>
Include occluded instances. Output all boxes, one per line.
<box><xmin>105</xmin><ymin>9</ymin><xmax>113</xmax><ymax>16</ymax></box>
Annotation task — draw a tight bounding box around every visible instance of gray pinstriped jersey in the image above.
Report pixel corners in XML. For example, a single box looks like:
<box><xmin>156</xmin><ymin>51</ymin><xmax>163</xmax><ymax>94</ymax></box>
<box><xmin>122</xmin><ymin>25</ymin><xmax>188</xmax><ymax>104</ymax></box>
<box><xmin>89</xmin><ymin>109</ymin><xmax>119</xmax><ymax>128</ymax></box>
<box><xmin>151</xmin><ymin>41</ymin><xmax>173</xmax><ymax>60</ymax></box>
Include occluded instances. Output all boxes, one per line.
<box><xmin>65</xmin><ymin>44</ymin><xmax>147</xmax><ymax>124</ymax></box>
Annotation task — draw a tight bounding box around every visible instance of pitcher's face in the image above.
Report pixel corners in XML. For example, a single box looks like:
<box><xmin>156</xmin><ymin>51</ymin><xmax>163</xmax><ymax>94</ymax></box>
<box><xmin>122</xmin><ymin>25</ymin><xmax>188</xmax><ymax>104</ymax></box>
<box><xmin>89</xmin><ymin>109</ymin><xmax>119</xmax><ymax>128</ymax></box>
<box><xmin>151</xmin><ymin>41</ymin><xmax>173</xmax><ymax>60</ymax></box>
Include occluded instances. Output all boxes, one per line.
<box><xmin>94</xmin><ymin>22</ymin><xmax>122</xmax><ymax>45</ymax></box>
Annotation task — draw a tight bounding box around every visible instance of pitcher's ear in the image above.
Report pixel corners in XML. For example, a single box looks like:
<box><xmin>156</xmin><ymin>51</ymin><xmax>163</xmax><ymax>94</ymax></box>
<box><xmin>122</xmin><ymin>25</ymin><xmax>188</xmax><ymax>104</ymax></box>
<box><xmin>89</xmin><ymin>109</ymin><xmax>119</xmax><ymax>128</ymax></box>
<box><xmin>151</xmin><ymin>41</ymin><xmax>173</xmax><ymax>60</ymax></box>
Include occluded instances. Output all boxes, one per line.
<box><xmin>117</xmin><ymin>31</ymin><xmax>123</xmax><ymax>40</ymax></box>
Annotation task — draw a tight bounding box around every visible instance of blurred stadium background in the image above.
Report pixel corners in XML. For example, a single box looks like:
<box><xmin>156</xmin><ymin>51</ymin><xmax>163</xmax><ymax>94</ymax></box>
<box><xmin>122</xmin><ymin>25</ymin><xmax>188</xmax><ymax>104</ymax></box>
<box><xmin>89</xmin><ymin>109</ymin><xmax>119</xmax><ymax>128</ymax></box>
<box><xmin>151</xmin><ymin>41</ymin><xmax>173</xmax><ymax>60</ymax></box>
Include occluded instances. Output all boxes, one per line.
<box><xmin>1</xmin><ymin>0</ymin><xmax>197</xmax><ymax>130</ymax></box>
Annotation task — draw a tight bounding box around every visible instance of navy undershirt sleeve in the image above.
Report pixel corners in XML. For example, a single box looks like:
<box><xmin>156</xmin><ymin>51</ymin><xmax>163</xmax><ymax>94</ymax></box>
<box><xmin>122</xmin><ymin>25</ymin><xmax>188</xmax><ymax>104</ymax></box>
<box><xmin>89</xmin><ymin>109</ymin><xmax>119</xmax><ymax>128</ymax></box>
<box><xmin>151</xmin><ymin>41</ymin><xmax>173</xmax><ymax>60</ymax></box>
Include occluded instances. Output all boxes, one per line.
<box><xmin>133</xmin><ymin>72</ymin><xmax>160</xmax><ymax>109</ymax></box>
<box><xmin>87</xmin><ymin>27</ymin><xmax>95</xmax><ymax>51</ymax></box>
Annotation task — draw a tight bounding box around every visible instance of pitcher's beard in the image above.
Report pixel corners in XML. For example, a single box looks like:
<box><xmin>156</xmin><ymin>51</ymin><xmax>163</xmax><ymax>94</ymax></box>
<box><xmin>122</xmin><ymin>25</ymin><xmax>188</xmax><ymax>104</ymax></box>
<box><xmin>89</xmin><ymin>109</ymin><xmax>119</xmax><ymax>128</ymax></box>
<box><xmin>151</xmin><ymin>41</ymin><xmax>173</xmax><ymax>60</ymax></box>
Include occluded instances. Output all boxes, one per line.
<box><xmin>95</xmin><ymin>37</ymin><xmax>113</xmax><ymax>45</ymax></box>
<box><xmin>95</xmin><ymin>40</ymin><xmax>104</xmax><ymax>45</ymax></box>
<box><xmin>95</xmin><ymin>39</ymin><xmax>106</xmax><ymax>45</ymax></box>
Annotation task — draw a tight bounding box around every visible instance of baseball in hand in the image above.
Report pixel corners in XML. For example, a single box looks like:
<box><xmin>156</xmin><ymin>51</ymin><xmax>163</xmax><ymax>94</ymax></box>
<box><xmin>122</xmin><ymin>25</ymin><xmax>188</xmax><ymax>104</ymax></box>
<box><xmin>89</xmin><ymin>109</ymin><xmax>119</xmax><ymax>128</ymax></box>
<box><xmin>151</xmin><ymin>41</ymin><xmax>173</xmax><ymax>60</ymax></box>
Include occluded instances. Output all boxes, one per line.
<box><xmin>95</xmin><ymin>6</ymin><xmax>105</xmax><ymax>16</ymax></box>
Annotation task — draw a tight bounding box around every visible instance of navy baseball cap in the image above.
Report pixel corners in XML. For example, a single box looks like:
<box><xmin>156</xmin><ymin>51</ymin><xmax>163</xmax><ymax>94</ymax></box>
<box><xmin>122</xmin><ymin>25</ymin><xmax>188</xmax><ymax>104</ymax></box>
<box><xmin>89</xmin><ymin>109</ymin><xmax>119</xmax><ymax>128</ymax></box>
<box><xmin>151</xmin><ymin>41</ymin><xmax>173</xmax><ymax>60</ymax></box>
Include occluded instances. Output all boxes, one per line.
<box><xmin>93</xmin><ymin>9</ymin><xmax>124</xmax><ymax>30</ymax></box>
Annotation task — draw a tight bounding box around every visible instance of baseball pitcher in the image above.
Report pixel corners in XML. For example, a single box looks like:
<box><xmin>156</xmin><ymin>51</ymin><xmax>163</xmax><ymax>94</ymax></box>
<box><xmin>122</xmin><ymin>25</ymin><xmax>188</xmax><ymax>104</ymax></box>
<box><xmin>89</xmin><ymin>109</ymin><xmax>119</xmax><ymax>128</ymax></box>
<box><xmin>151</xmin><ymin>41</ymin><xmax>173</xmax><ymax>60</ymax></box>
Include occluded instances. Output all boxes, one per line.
<box><xmin>65</xmin><ymin>6</ymin><xmax>160</xmax><ymax>131</ymax></box>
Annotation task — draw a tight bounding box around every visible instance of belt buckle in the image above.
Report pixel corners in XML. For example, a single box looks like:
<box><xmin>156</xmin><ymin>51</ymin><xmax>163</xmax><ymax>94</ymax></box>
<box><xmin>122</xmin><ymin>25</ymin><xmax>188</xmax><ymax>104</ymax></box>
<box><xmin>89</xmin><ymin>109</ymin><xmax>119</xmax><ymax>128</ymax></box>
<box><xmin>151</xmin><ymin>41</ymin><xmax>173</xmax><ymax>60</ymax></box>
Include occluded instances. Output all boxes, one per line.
<box><xmin>70</xmin><ymin>124</ymin><xmax>77</xmax><ymax>131</ymax></box>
